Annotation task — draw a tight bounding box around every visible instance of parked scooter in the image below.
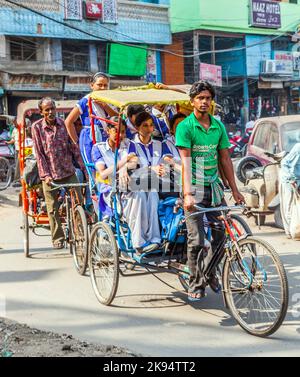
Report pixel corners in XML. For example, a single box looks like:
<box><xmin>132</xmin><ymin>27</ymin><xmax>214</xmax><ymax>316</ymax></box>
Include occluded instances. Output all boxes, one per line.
<box><xmin>229</xmin><ymin>129</ymin><xmax>252</xmax><ymax>158</ymax></box>
<box><xmin>241</xmin><ymin>151</ymin><xmax>287</xmax><ymax>228</ymax></box>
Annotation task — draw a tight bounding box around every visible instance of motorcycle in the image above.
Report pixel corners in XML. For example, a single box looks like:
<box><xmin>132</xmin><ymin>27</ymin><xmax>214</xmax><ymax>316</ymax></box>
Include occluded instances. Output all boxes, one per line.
<box><xmin>228</xmin><ymin>130</ymin><xmax>251</xmax><ymax>158</ymax></box>
<box><xmin>240</xmin><ymin>151</ymin><xmax>287</xmax><ymax>228</ymax></box>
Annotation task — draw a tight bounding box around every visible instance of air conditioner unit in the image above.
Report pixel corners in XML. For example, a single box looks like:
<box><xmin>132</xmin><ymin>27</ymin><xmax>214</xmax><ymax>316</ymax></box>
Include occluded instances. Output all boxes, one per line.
<box><xmin>261</xmin><ymin>60</ymin><xmax>277</xmax><ymax>74</ymax></box>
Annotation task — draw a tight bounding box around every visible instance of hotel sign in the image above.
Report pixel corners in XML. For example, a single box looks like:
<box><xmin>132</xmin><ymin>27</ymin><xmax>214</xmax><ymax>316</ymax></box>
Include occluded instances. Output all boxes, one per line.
<box><xmin>250</xmin><ymin>0</ymin><xmax>281</xmax><ymax>29</ymax></box>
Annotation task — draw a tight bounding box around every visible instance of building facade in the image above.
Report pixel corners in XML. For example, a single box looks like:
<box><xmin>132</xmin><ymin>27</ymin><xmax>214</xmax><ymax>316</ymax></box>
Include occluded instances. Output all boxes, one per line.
<box><xmin>168</xmin><ymin>0</ymin><xmax>300</xmax><ymax>123</ymax></box>
<box><xmin>0</xmin><ymin>0</ymin><xmax>171</xmax><ymax>113</ymax></box>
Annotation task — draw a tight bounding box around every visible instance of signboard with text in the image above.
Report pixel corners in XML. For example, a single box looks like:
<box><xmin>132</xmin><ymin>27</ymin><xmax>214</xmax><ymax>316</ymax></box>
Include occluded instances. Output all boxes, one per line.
<box><xmin>250</xmin><ymin>0</ymin><xmax>281</xmax><ymax>29</ymax></box>
<box><xmin>85</xmin><ymin>2</ymin><xmax>102</xmax><ymax>19</ymax></box>
<box><xmin>6</xmin><ymin>74</ymin><xmax>63</xmax><ymax>91</ymax></box>
<box><xmin>199</xmin><ymin>63</ymin><xmax>222</xmax><ymax>87</ymax></box>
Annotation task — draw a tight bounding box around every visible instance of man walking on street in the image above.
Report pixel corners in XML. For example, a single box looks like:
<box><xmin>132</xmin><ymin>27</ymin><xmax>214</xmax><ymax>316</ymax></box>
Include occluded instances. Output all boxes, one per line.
<box><xmin>280</xmin><ymin>141</ymin><xmax>300</xmax><ymax>239</ymax></box>
<box><xmin>31</xmin><ymin>97</ymin><xmax>84</xmax><ymax>249</ymax></box>
<box><xmin>176</xmin><ymin>81</ymin><xmax>244</xmax><ymax>301</ymax></box>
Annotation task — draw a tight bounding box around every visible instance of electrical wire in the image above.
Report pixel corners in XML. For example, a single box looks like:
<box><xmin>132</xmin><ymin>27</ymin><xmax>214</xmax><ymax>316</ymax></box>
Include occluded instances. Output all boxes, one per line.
<box><xmin>3</xmin><ymin>0</ymin><xmax>300</xmax><ymax>59</ymax></box>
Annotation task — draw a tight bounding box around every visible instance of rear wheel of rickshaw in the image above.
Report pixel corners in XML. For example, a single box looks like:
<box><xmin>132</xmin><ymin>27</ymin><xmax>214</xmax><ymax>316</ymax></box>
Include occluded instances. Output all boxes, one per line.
<box><xmin>222</xmin><ymin>237</ymin><xmax>288</xmax><ymax>337</ymax></box>
<box><xmin>88</xmin><ymin>221</ymin><xmax>119</xmax><ymax>305</ymax></box>
<box><xmin>71</xmin><ymin>205</ymin><xmax>89</xmax><ymax>275</ymax></box>
<box><xmin>23</xmin><ymin>212</ymin><xmax>29</xmax><ymax>257</ymax></box>
<box><xmin>0</xmin><ymin>157</ymin><xmax>12</xmax><ymax>191</ymax></box>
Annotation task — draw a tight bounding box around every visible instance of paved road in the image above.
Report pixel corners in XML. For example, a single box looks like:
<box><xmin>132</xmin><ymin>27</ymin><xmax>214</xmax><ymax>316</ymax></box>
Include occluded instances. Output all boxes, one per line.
<box><xmin>0</xmin><ymin>190</ymin><xmax>300</xmax><ymax>357</ymax></box>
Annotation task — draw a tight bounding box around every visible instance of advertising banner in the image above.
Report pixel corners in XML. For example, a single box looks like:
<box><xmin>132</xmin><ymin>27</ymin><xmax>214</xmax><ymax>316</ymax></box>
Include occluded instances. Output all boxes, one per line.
<box><xmin>199</xmin><ymin>63</ymin><xmax>222</xmax><ymax>87</ymax></box>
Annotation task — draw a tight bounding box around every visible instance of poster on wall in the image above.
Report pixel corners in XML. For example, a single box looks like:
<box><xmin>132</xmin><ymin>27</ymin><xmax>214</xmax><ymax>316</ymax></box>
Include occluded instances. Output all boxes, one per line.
<box><xmin>250</xmin><ymin>0</ymin><xmax>281</xmax><ymax>29</ymax></box>
<box><xmin>199</xmin><ymin>63</ymin><xmax>222</xmax><ymax>87</ymax></box>
<box><xmin>293</xmin><ymin>52</ymin><xmax>300</xmax><ymax>71</ymax></box>
<box><xmin>64</xmin><ymin>0</ymin><xmax>83</xmax><ymax>20</ymax></box>
<box><xmin>146</xmin><ymin>50</ymin><xmax>157</xmax><ymax>83</ymax></box>
<box><xmin>102</xmin><ymin>0</ymin><xmax>118</xmax><ymax>24</ymax></box>
<box><xmin>273</xmin><ymin>51</ymin><xmax>292</xmax><ymax>62</ymax></box>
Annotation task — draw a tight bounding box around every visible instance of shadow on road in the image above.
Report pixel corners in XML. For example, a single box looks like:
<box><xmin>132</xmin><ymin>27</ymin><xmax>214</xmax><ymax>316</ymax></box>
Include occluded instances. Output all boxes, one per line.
<box><xmin>0</xmin><ymin>269</ymin><xmax>59</xmax><ymax>283</ymax></box>
<box><xmin>0</xmin><ymin>247</ymin><xmax>72</xmax><ymax>260</ymax></box>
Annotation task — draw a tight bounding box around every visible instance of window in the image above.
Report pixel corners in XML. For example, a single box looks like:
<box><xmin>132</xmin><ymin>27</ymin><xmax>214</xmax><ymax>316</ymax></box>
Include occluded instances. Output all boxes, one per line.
<box><xmin>199</xmin><ymin>36</ymin><xmax>213</xmax><ymax>65</ymax></box>
<box><xmin>281</xmin><ymin>122</ymin><xmax>300</xmax><ymax>152</ymax></box>
<box><xmin>266</xmin><ymin>124</ymin><xmax>279</xmax><ymax>153</ymax></box>
<box><xmin>10</xmin><ymin>37</ymin><xmax>37</xmax><ymax>61</ymax></box>
<box><xmin>62</xmin><ymin>41</ymin><xmax>90</xmax><ymax>72</ymax></box>
<box><xmin>272</xmin><ymin>37</ymin><xmax>291</xmax><ymax>51</ymax></box>
<box><xmin>64</xmin><ymin>0</ymin><xmax>82</xmax><ymax>20</ymax></box>
<box><xmin>252</xmin><ymin>122</ymin><xmax>272</xmax><ymax>150</ymax></box>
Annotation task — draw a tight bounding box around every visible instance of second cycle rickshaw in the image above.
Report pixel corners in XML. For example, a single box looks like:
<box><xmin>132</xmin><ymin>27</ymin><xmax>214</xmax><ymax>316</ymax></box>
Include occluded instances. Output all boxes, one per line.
<box><xmin>84</xmin><ymin>86</ymin><xmax>288</xmax><ymax>337</ymax></box>
<box><xmin>18</xmin><ymin>100</ymin><xmax>89</xmax><ymax>275</ymax></box>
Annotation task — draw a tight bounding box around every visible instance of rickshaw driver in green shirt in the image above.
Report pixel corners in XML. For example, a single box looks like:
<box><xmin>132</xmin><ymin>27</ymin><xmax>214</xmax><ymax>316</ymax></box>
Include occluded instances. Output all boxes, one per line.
<box><xmin>176</xmin><ymin>81</ymin><xmax>245</xmax><ymax>302</ymax></box>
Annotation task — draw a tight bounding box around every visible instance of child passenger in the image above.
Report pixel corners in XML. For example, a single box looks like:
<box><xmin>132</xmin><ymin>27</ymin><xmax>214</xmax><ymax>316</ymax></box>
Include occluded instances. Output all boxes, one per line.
<box><xmin>126</xmin><ymin>104</ymin><xmax>144</xmax><ymax>139</ymax></box>
<box><xmin>92</xmin><ymin>118</ymin><xmax>161</xmax><ymax>254</ymax></box>
<box><xmin>163</xmin><ymin>112</ymin><xmax>186</xmax><ymax>163</ymax></box>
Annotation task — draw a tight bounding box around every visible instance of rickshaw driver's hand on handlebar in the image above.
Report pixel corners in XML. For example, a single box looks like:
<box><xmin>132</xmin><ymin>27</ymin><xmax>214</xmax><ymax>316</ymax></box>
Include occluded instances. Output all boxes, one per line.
<box><xmin>184</xmin><ymin>193</ymin><xmax>196</xmax><ymax>212</ymax></box>
<box><xmin>232</xmin><ymin>189</ymin><xmax>245</xmax><ymax>206</ymax></box>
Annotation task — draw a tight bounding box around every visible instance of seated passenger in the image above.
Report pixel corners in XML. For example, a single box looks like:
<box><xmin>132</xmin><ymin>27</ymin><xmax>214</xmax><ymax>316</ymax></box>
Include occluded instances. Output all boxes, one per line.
<box><xmin>126</xmin><ymin>104</ymin><xmax>145</xmax><ymax>139</ymax></box>
<box><xmin>163</xmin><ymin>112</ymin><xmax>186</xmax><ymax>164</ymax></box>
<box><xmin>133</xmin><ymin>111</ymin><xmax>176</xmax><ymax>198</ymax></box>
<box><xmin>150</xmin><ymin>104</ymin><xmax>175</xmax><ymax>140</ymax></box>
<box><xmin>92</xmin><ymin>119</ymin><xmax>161</xmax><ymax>254</ymax></box>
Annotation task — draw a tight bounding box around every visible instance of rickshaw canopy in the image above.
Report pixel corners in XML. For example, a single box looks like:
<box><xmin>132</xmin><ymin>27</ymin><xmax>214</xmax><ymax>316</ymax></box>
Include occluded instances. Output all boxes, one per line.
<box><xmin>89</xmin><ymin>86</ymin><xmax>191</xmax><ymax>110</ymax></box>
<box><xmin>16</xmin><ymin>100</ymin><xmax>77</xmax><ymax>125</ymax></box>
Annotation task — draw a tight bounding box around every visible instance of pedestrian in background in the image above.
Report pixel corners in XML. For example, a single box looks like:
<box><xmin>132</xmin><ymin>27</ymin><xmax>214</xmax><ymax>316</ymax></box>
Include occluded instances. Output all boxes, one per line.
<box><xmin>280</xmin><ymin>141</ymin><xmax>300</xmax><ymax>239</ymax></box>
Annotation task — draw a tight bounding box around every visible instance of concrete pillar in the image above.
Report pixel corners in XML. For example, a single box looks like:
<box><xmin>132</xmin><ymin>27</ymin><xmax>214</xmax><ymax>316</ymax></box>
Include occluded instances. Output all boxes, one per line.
<box><xmin>89</xmin><ymin>43</ymin><xmax>98</xmax><ymax>73</ymax></box>
<box><xmin>52</xmin><ymin>39</ymin><xmax>63</xmax><ymax>71</ymax></box>
<box><xmin>243</xmin><ymin>78</ymin><xmax>249</xmax><ymax>128</ymax></box>
<box><xmin>193</xmin><ymin>31</ymin><xmax>200</xmax><ymax>82</ymax></box>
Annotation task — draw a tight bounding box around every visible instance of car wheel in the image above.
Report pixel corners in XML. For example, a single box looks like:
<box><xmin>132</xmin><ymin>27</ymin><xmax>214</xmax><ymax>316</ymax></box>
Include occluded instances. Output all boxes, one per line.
<box><xmin>236</xmin><ymin>156</ymin><xmax>262</xmax><ymax>184</ymax></box>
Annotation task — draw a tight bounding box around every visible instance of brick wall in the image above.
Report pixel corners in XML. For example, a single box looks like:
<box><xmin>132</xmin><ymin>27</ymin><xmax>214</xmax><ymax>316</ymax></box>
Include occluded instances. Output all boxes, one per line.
<box><xmin>161</xmin><ymin>37</ymin><xmax>185</xmax><ymax>85</ymax></box>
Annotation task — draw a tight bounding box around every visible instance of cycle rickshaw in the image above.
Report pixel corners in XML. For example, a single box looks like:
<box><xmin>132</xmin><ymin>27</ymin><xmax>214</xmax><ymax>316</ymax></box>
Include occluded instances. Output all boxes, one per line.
<box><xmin>85</xmin><ymin>86</ymin><xmax>288</xmax><ymax>337</ymax></box>
<box><xmin>18</xmin><ymin>100</ymin><xmax>89</xmax><ymax>274</ymax></box>
<box><xmin>0</xmin><ymin>115</ymin><xmax>16</xmax><ymax>190</ymax></box>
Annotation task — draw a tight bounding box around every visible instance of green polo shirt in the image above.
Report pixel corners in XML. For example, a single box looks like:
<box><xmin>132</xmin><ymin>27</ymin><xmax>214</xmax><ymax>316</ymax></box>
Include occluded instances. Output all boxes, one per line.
<box><xmin>175</xmin><ymin>113</ymin><xmax>230</xmax><ymax>186</ymax></box>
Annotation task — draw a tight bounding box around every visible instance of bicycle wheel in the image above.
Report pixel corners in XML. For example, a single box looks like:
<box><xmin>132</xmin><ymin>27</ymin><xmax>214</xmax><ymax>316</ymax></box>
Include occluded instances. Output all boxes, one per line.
<box><xmin>23</xmin><ymin>212</ymin><xmax>29</xmax><ymax>257</ymax></box>
<box><xmin>230</xmin><ymin>214</ymin><xmax>252</xmax><ymax>237</ymax></box>
<box><xmin>0</xmin><ymin>157</ymin><xmax>12</xmax><ymax>191</ymax></box>
<box><xmin>223</xmin><ymin>237</ymin><xmax>288</xmax><ymax>337</ymax></box>
<box><xmin>72</xmin><ymin>205</ymin><xmax>89</xmax><ymax>275</ymax></box>
<box><xmin>88</xmin><ymin>222</ymin><xmax>119</xmax><ymax>305</ymax></box>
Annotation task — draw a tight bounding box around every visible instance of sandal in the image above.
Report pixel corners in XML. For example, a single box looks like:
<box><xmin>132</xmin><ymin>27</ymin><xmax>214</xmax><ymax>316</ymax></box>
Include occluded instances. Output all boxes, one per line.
<box><xmin>188</xmin><ymin>289</ymin><xmax>206</xmax><ymax>302</ymax></box>
<box><xmin>53</xmin><ymin>241</ymin><xmax>64</xmax><ymax>250</ymax></box>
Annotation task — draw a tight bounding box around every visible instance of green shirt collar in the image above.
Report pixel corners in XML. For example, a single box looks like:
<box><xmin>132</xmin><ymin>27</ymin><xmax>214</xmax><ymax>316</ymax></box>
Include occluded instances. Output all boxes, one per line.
<box><xmin>191</xmin><ymin>113</ymin><xmax>219</xmax><ymax>132</ymax></box>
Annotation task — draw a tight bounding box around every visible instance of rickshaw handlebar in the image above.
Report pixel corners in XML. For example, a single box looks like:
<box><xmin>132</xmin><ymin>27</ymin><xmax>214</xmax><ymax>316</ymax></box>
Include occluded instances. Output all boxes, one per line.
<box><xmin>50</xmin><ymin>182</ymin><xmax>88</xmax><ymax>189</ymax></box>
<box><xmin>193</xmin><ymin>204</ymin><xmax>245</xmax><ymax>213</ymax></box>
